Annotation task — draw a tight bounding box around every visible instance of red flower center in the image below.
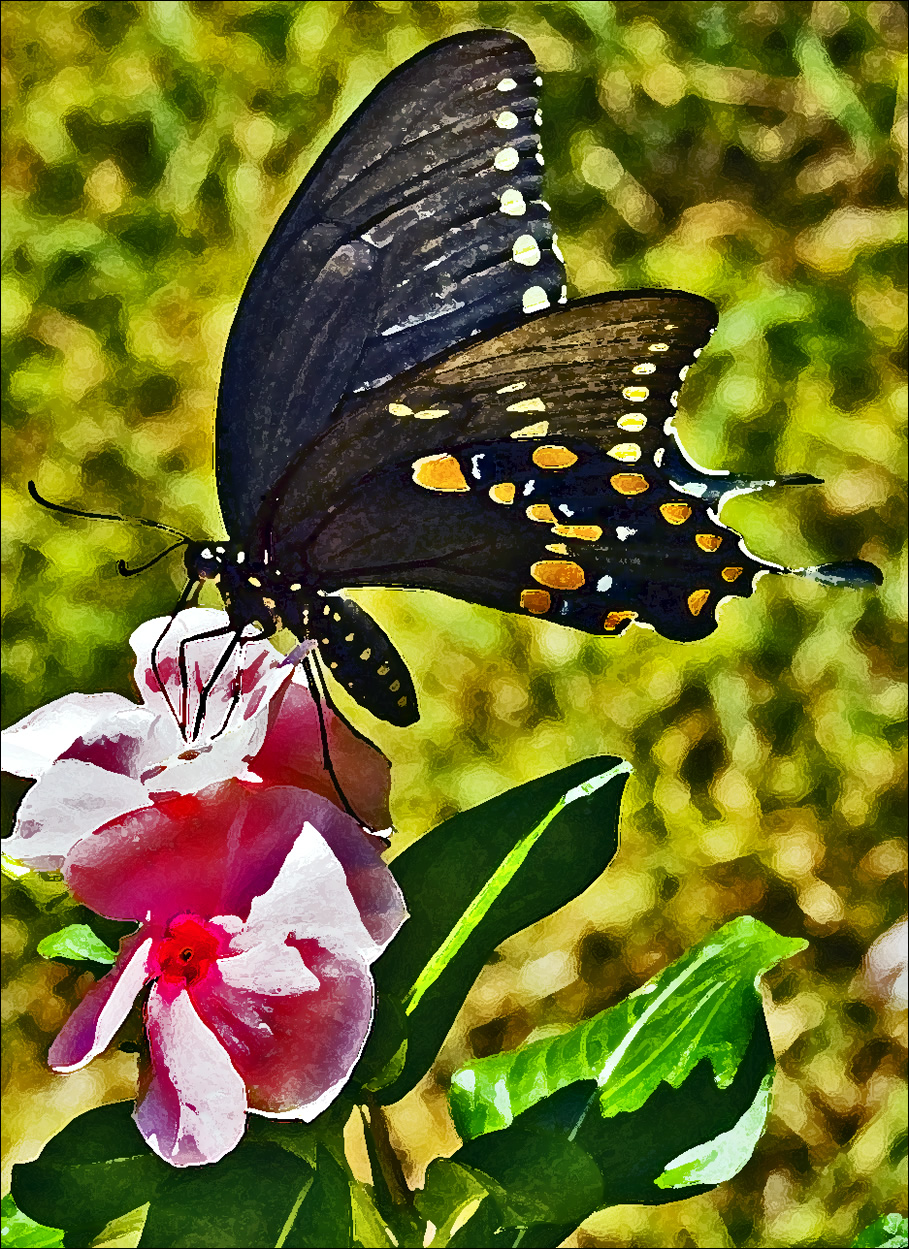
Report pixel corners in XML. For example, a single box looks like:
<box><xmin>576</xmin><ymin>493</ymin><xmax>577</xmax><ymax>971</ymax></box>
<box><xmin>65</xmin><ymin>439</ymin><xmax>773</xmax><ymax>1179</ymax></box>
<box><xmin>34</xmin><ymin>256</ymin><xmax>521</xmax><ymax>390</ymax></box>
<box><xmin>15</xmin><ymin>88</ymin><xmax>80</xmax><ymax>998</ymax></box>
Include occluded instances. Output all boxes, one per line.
<box><xmin>157</xmin><ymin>915</ymin><xmax>221</xmax><ymax>986</ymax></box>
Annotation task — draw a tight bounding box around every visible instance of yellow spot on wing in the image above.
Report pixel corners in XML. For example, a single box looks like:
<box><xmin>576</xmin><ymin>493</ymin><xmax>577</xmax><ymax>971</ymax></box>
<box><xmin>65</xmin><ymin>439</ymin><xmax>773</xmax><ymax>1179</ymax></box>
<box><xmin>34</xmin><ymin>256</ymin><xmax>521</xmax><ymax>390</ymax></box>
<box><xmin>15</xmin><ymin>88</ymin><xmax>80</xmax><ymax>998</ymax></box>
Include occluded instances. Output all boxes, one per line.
<box><xmin>533</xmin><ymin>445</ymin><xmax>577</xmax><ymax>469</ymax></box>
<box><xmin>526</xmin><ymin>503</ymin><xmax>557</xmax><ymax>523</ymax></box>
<box><xmin>520</xmin><ymin>588</ymin><xmax>551</xmax><ymax>614</ymax></box>
<box><xmin>500</xmin><ymin>188</ymin><xmax>526</xmax><ymax>215</ymax></box>
<box><xmin>688</xmin><ymin>589</ymin><xmax>711</xmax><ymax>616</ymax></box>
<box><xmin>696</xmin><ymin>533</ymin><xmax>723</xmax><ymax>551</ymax></box>
<box><xmin>497</xmin><ymin>381</ymin><xmax>526</xmax><ymax>394</ymax></box>
<box><xmin>632</xmin><ymin>363</ymin><xmax>656</xmax><ymax>375</ymax></box>
<box><xmin>649</xmin><ymin>343</ymin><xmax>669</xmax><ymax>351</ymax></box>
<box><xmin>489</xmin><ymin>482</ymin><xmax>516</xmax><ymax>505</ymax></box>
<box><xmin>511</xmin><ymin>421</ymin><xmax>549</xmax><ymax>438</ymax></box>
<box><xmin>512</xmin><ymin>234</ymin><xmax>541</xmax><ymax>266</ymax></box>
<box><xmin>617</xmin><ymin>414</ymin><xmax>647</xmax><ymax>432</ymax></box>
<box><xmin>553</xmin><ymin>524</ymin><xmax>602</xmax><ymax>541</ymax></box>
<box><xmin>506</xmin><ymin>396</ymin><xmax>546</xmax><ymax>413</ymax></box>
<box><xmin>412</xmin><ymin>453</ymin><xmax>469</xmax><ymax>492</ymax></box>
<box><xmin>622</xmin><ymin>386</ymin><xmax>649</xmax><ymax>402</ymax></box>
<box><xmin>611</xmin><ymin>473</ymin><xmax>649</xmax><ymax>495</ymax></box>
<box><xmin>722</xmin><ymin>566</ymin><xmax>744</xmax><ymax>582</ymax></box>
<box><xmin>546</xmin><ymin>543</ymin><xmax>569</xmax><ymax>555</ymax></box>
<box><xmin>607</xmin><ymin>442</ymin><xmax>641</xmax><ymax>463</ymax></box>
<box><xmin>413</xmin><ymin>408</ymin><xmax>449</xmax><ymax>419</ymax></box>
<box><xmin>388</xmin><ymin>402</ymin><xmax>412</xmax><ymax>416</ymax></box>
<box><xmin>531</xmin><ymin>560</ymin><xmax>585</xmax><ymax>590</ymax></box>
<box><xmin>660</xmin><ymin>502</ymin><xmax>692</xmax><ymax>524</ymax></box>
<box><xmin>604</xmin><ymin>610</ymin><xmax>637</xmax><ymax>632</ymax></box>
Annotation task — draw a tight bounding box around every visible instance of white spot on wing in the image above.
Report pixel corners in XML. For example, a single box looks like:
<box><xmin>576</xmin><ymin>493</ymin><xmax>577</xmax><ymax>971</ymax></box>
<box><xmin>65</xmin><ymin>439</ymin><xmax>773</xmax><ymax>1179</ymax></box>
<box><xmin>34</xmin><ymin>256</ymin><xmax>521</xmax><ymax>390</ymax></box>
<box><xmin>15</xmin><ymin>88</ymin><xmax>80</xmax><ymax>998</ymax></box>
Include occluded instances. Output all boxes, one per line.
<box><xmin>512</xmin><ymin>234</ymin><xmax>541</xmax><ymax>266</ymax></box>
<box><xmin>558</xmin><ymin>504</ymin><xmax>575</xmax><ymax>517</ymax></box>
<box><xmin>471</xmin><ymin>454</ymin><xmax>485</xmax><ymax>479</ymax></box>
<box><xmin>496</xmin><ymin>110</ymin><xmax>519</xmax><ymax>129</ymax></box>
<box><xmin>670</xmin><ymin>390</ymin><xmax>679</xmax><ymax>407</ymax></box>
<box><xmin>597</xmin><ymin>574</ymin><xmax>613</xmax><ymax>592</ymax></box>
<box><xmin>523</xmin><ymin>480</ymin><xmax>535</xmax><ymax>496</ymax></box>
<box><xmin>535</xmin><ymin>152</ymin><xmax>545</xmax><ymax>165</ymax></box>
<box><xmin>534</xmin><ymin>109</ymin><xmax>543</xmax><ymax>126</ymax></box>
<box><xmin>558</xmin><ymin>284</ymin><xmax>568</xmax><ymax>304</ymax></box>
<box><xmin>506</xmin><ymin>396</ymin><xmax>546</xmax><ymax>413</ymax></box>
<box><xmin>616</xmin><ymin>527</ymin><xmax>637</xmax><ymax>541</ymax></box>
<box><xmin>497</xmin><ymin>77</ymin><xmax>518</xmax><ymax>91</ymax></box>
<box><xmin>649</xmin><ymin>342</ymin><xmax>669</xmax><ymax>352</ymax></box>
<box><xmin>494</xmin><ymin>147</ymin><xmax>519</xmax><ymax>171</ymax></box>
<box><xmin>654</xmin><ymin>447</ymin><xmax>665</xmax><ymax>466</ymax></box>
<box><xmin>693</xmin><ymin>348</ymin><xmax>702</xmax><ymax>357</ymax></box>
<box><xmin>551</xmin><ymin>233</ymin><xmax>565</xmax><ymax>262</ymax></box>
<box><xmin>678</xmin><ymin>365</ymin><xmax>690</xmax><ymax>380</ymax></box>
<box><xmin>499</xmin><ymin>188</ymin><xmax>527</xmax><ymax>216</ymax></box>
<box><xmin>522</xmin><ymin>285</ymin><xmax>550</xmax><ymax>313</ymax></box>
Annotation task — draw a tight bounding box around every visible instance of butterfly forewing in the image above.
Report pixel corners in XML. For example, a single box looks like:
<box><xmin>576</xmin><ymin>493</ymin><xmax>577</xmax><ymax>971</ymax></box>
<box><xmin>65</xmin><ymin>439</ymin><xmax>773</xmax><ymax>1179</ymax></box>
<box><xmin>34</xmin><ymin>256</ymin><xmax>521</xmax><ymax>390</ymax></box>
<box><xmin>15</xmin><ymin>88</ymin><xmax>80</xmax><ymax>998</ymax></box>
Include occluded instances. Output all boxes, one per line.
<box><xmin>217</xmin><ymin>30</ymin><xmax>563</xmax><ymax>537</ymax></box>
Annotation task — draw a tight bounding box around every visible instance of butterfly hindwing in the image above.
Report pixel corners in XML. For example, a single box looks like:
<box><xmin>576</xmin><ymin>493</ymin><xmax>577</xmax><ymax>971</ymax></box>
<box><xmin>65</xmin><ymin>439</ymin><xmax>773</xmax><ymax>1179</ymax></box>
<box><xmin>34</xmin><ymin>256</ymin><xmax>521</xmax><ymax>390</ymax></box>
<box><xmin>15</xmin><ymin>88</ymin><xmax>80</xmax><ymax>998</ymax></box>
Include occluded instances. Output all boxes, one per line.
<box><xmin>217</xmin><ymin>30</ymin><xmax>563</xmax><ymax>537</ymax></box>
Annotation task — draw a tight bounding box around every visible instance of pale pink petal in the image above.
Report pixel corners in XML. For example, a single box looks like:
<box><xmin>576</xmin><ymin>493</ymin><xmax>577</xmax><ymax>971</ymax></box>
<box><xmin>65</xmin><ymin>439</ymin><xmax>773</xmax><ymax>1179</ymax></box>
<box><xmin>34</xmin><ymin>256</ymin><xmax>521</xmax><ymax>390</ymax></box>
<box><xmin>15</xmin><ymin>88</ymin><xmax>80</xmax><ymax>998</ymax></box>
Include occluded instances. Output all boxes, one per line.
<box><xmin>1</xmin><ymin>693</ymin><xmax>134</xmax><ymax>779</ymax></box>
<box><xmin>251</xmin><ymin>679</ymin><xmax>391</xmax><ymax>828</ymax></box>
<box><xmin>3</xmin><ymin>759</ymin><xmax>151</xmax><ymax>871</ymax></box>
<box><xmin>216</xmin><ymin>941</ymin><xmax>319</xmax><ymax>997</ymax></box>
<box><xmin>64</xmin><ymin>781</ymin><xmax>317</xmax><ymax>924</ymax></box>
<box><xmin>48</xmin><ymin>932</ymin><xmax>155</xmax><ymax>1071</ymax></box>
<box><xmin>192</xmin><ymin>940</ymin><xmax>373</xmax><ymax>1119</ymax></box>
<box><xmin>135</xmin><ymin>981</ymin><xmax>247</xmax><ymax>1167</ymax></box>
<box><xmin>129</xmin><ymin>610</ymin><xmax>294</xmax><ymax>749</ymax></box>
<box><xmin>313</xmin><ymin>805</ymin><xmax>407</xmax><ymax>955</ymax></box>
<box><xmin>58</xmin><ymin>705</ymin><xmax>174</xmax><ymax>780</ymax></box>
<box><xmin>242</xmin><ymin>822</ymin><xmax>381</xmax><ymax>961</ymax></box>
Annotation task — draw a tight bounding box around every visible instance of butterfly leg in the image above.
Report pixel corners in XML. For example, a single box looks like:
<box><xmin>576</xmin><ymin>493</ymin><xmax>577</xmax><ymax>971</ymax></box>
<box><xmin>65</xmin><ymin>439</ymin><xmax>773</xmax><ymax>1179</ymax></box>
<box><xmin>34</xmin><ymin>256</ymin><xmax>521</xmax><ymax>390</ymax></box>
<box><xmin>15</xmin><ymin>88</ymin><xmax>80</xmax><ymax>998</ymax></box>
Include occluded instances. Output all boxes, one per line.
<box><xmin>301</xmin><ymin>653</ymin><xmax>362</xmax><ymax>823</ymax></box>
<box><xmin>151</xmin><ymin>578</ymin><xmax>199</xmax><ymax>737</ymax></box>
<box><xmin>175</xmin><ymin>624</ymin><xmax>236</xmax><ymax>739</ymax></box>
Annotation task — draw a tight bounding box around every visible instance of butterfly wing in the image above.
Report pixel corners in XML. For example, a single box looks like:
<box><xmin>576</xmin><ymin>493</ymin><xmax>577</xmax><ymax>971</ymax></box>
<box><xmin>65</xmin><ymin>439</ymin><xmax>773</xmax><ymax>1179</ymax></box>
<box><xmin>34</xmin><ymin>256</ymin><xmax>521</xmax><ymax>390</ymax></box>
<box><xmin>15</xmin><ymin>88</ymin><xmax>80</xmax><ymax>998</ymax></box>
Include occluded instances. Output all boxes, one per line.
<box><xmin>216</xmin><ymin>30</ymin><xmax>563</xmax><ymax>537</ymax></box>
<box><xmin>262</xmin><ymin>292</ymin><xmax>768</xmax><ymax>645</ymax></box>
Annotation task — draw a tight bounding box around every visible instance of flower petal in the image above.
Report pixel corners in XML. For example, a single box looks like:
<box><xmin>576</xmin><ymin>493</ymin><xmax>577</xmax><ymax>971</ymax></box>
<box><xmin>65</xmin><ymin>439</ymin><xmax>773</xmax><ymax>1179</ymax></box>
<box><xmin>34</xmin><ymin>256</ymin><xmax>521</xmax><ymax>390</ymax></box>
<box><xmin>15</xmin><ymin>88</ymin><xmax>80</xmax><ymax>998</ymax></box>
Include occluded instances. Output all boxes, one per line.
<box><xmin>3</xmin><ymin>759</ymin><xmax>151</xmax><ymax>871</ymax></box>
<box><xmin>216</xmin><ymin>940</ymin><xmax>319</xmax><ymax>997</ymax></box>
<box><xmin>1</xmin><ymin>693</ymin><xmax>134</xmax><ymax>779</ymax></box>
<box><xmin>63</xmin><ymin>781</ymin><xmax>331</xmax><ymax>924</ymax></box>
<box><xmin>192</xmin><ymin>940</ymin><xmax>373</xmax><ymax>1119</ymax></box>
<box><xmin>135</xmin><ymin>981</ymin><xmax>247</xmax><ymax>1167</ymax></box>
<box><xmin>129</xmin><ymin>610</ymin><xmax>294</xmax><ymax>753</ymax></box>
<box><xmin>48</xmin><ymin>931</ymin><xmax>154</xmax><ymax>1071</ymax></box>
<box><xmin>250</xmin><ymin>679</ymin><xmax>391</xmax><ymax>828</ymax></box>
<box><xmin>58</xmin><ymin>705</ymin><xmax>173</xmax><ymax>780</ymax></box>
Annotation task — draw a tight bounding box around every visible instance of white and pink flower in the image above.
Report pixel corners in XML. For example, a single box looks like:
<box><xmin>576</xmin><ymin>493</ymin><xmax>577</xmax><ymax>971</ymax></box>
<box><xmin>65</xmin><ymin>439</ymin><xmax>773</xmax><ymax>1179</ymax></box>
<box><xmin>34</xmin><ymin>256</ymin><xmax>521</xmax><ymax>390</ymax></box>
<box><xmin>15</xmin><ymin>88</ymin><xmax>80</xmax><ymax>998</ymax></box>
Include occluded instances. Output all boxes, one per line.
<box><xmin>1</xmin><ymin>609</ymin><xmax>391</xmax><ymax>869</ymax></box>
<box><xmin>49</xmin><ymin>779</ymin><xmax>406</xmax><ymax>1166</ymax></box>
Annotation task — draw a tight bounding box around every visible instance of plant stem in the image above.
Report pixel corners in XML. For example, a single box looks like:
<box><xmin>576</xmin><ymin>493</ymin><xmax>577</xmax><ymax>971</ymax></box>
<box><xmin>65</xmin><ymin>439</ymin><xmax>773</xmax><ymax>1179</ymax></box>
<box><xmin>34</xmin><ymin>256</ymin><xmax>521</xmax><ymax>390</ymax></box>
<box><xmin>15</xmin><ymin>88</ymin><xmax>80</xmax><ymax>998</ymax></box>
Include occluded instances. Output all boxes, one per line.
<box><xmin>362</xmin><ymin>1093</ymin><xmax>412</xmax><ymax>1208</ymax></box>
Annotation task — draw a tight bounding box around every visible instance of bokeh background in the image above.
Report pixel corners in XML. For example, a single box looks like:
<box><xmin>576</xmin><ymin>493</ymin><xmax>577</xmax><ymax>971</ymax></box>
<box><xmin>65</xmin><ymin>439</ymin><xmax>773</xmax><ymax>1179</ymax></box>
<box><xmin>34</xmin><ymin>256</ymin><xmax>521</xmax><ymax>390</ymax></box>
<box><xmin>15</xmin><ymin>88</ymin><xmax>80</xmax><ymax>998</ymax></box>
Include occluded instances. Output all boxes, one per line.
<box><xmin>1</xmin><ymin>2</ymin><xmax>906</xmax><ymax>1246</ymax></box>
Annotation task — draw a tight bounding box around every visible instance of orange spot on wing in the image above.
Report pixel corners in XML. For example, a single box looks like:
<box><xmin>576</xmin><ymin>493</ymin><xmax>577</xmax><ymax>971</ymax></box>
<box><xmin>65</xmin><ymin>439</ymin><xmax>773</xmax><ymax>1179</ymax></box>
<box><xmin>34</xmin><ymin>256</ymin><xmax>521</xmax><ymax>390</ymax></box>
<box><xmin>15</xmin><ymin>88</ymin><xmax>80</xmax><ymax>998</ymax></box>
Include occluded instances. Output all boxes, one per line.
<box><xmin>604</xmin><ymin>610</ymin><xmax>637</xmax><ymax>632</ymax></box>
<box><xmin>552</xmin><ymin>525</ymin><xmax>602</xmax><ymax>541</ymax></box>
<box><xmin>696</xmin><ymin>533</ymin><xmax>723</xmax><ymax>551</ymax></box>
<box><xmin>688</xmin><ymin>589</ymin><xmax>711</xmax><ymax>616</ymax></box>
<box><xmin>722</xmin><ymin>566</ymin><xmax>744</xmax><ymax>582</ymax></box>
<box><xmin>489</xmin><ymin>482</ymin><xmax>516</xmax><ymax>505</ymax></box>
<box><xmin>520</xmin><ymin>589</ymin><xmax>551</xmax><ymax>614</ymax></box>
<box><xmin>610</xmin><ymin>473</ymin><xmax>649</xmax><ymax>495</ymax></box>
<box><xmin>660</xmin><ymin>502</ymin><xmax>692</xmax><ymax>525</ymax></box>
<box><xmin>532</xmin><ymin>445</ymin><xmax>578</xmax><ymax>469</ymax></box>
<box><xmin>531</xmin><ymin>560</ymin><xmax>586</xmax><ymax>590</ymax></box>
<box><xmin>412</xmin><ymin>454</ymin><xmax>469</xmax><ymax>492</ymax></box>
<box><xmin>526</xmin><ymin>503</ymin><xmax>557</xmax><ymax>523</ymax></box>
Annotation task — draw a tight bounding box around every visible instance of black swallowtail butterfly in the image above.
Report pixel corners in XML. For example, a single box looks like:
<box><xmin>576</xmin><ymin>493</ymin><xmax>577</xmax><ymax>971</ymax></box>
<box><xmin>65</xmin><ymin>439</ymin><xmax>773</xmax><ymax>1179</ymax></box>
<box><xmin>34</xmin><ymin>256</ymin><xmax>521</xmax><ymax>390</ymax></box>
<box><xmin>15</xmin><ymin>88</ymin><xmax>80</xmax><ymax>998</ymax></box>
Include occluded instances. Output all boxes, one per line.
<box><xmin>34</xmin><ymin>30</ymin><xmax>882</xmax><ymax>730</ymax></box>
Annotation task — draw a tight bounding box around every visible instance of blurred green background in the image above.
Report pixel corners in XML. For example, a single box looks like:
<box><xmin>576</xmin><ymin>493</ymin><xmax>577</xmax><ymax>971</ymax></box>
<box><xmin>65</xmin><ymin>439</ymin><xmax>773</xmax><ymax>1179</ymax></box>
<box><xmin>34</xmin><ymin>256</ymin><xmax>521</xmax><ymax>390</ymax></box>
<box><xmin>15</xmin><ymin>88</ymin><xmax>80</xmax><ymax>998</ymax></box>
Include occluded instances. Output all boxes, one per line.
<box><xmin>1</xmin><ymin>2</ymin><xmax>906</xmax><ymax>1246</ymax></box>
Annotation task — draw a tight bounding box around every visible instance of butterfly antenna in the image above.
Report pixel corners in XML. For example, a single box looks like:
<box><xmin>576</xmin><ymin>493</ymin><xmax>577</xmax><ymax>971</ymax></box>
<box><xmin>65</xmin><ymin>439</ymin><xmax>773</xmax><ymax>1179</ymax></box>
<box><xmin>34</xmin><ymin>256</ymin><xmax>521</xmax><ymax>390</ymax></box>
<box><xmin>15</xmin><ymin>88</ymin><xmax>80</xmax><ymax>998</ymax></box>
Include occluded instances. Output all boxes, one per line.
<box><xmin>29</xmin><ymin>480</ymin><xmax>193</xmax><ymax>540</ymax></box>
<box><xmin>302</xmin><ymin>654</ymin><xmax>361</xmax><ymax>823</ymax></box>
<box><xmin>118</xmin><ymin>539</ymin><xmax>189</xmax><ymax>578</ymax></box>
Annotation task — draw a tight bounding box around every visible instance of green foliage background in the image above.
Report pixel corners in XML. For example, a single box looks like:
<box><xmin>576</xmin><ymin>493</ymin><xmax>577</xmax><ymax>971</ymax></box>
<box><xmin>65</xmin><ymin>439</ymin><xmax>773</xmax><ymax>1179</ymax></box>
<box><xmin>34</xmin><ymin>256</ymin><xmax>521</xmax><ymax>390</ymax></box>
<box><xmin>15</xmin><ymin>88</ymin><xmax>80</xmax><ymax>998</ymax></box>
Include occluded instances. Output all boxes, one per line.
<box><xmin>1</xmin><ymin>2</ymin><xmax>906</xmax><ymax>1246</ymax></box>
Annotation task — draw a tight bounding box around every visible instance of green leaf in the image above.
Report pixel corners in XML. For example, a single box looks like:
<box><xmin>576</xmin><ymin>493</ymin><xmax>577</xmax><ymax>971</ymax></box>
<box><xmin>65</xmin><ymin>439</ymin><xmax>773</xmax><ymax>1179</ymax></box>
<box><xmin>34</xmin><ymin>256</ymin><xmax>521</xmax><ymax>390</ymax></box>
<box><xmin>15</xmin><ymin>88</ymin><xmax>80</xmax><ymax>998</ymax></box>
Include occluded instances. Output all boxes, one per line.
<box><xmin>445</xmin><ymin>919</ymin><xmax>804</xmax><ymax>1237</ymax></box>
<box><xmin>414</xmin><ymin>1160</ymin><xmax>489</xmax><ymax>1247</ymax></box>
<box><xmin>11</xmin><ymin>1102</ymin><xmax>318</xmax><ymax>1249</ymax></box>
<box><xmin>449</xmin><ymin>916</ymin><xmax>804</xmax><ymax>1136</ymax></box>
<box><xmin>0</xmin><ymin>1194</ymin><xmax>64</xmax><ymax>1248</ymax></box>
<box><xmin>853</xmin><ymin>1214</ymin><xmax>909</xmax><ymax>1248</ymax></box>
<box><xmin>365</xmin><ymin>757</ymin><xmax>630</xmax><ymax>1102</ymax></box>
<box><xmin>37</xmin><ymin>923</ymin><xmax>117</xmax><ymax>963</ymax></box>
<box><xmin>281</xmin><ymin>1146</ymin><xmax>353</xmax><ymax>1248</ymax></box>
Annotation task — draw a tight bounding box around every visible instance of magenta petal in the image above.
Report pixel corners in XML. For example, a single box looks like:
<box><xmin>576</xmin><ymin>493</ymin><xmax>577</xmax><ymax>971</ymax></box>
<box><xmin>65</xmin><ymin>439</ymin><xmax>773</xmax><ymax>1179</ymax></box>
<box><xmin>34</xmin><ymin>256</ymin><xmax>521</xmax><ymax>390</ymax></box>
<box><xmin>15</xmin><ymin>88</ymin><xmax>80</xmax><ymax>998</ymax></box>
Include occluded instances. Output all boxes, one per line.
<box><xmin>192</xmin><ymin>940</ymin><xmax>373</xmax><ymax>1119</ymax></box>
<box><xmin>58</xmin><ymin>705</ymin><xmax>172</xmax><ymax>779</ymax></box>
<box><xmin>1</xmin><ymin>693</ymin><xmax>135</xmax><ymax>780</ymax></box>
<box><xmin>135</xmin><ymin>981</ymin><xmax>247</xmax><ymax>1167</ymax></box>
<box><xmin>251</xmin><ymin>680</ymin><xmax>391</xmax><ymax>828</ymax></box>
<box><xmin>49</xmin><ymin>931</ymin><xmax>154</xmax><ymax>1071</ymax></box>
<box><xmin>3</xmin><ymin>759</ymin><xmax>152</xmax><ymax>872</ymax></box>
<box><xmin>64</xmin><ymin>781</ymin><xmax>321</xmax><ymax>924</ymax></box>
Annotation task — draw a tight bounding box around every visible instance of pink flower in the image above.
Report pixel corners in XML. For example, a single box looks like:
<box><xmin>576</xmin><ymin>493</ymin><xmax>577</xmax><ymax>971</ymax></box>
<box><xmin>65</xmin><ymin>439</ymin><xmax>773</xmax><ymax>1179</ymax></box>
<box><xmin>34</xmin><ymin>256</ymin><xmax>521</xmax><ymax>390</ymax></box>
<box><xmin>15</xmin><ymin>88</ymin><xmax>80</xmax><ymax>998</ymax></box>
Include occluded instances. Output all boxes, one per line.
<box><xmin>48</xmin><ymin>779</ymin><xmax>406</xmax><ymax>1166</ymax></box>
<box><xmin>1</xmin><ymin>609</ymin><xmax>390</xmax><ymax>869</ymax></box>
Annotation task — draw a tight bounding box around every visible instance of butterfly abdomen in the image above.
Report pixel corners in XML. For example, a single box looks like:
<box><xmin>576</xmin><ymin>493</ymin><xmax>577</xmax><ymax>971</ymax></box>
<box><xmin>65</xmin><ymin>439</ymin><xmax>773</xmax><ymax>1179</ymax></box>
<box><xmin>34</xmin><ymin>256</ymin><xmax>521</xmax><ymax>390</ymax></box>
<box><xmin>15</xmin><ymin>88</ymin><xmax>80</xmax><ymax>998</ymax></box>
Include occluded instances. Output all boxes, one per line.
<box><xmin>309</xmin><ymin>592</ymin><xmax>418</xmax><ymax>727</ymax></box>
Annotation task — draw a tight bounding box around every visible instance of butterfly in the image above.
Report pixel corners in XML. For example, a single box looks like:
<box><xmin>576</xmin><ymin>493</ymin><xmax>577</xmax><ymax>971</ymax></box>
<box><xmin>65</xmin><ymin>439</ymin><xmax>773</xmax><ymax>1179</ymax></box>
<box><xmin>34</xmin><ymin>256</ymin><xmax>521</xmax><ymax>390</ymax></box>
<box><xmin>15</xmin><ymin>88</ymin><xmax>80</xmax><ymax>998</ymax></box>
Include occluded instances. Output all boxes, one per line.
<box><xmin>35</xmin><ymin>30</ymin><xmax>881</xmax><ymax>731</ymax></box>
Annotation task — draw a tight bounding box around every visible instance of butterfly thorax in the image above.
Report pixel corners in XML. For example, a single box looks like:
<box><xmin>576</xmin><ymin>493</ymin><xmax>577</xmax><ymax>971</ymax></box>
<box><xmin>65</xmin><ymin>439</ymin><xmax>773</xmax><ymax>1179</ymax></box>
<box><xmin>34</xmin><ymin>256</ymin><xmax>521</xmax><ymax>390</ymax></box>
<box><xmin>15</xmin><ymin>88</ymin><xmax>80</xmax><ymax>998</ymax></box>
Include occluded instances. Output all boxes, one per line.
<box><xmin>185</xmin><ymin>540</ymin><xmax>306</xmax><ymax>637</ymax></box>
